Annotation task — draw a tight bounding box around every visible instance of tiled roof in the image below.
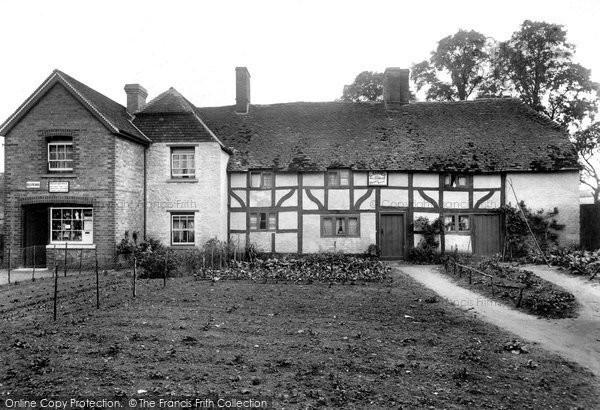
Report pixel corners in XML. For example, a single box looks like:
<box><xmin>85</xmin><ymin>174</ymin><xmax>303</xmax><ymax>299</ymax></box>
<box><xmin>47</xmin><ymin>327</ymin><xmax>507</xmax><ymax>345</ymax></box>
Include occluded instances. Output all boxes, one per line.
<box><xmin>54</xmin><ymin>71</ymin><xmax>149</xmax><ymax>143</ymax></box>
<box><xmin>0</xmin><ymin>70</ymin><xmax>149</xmax><ymax>144</ymax></box>
<box><xmin>133</xmin><ymin>88</ymin><xmax>221</xmax><ymax>144</ymax></box>
<box><xmin>197</xmin><ymin>99</ymin><xmax>579</xmax><ymax>172</ymax></box>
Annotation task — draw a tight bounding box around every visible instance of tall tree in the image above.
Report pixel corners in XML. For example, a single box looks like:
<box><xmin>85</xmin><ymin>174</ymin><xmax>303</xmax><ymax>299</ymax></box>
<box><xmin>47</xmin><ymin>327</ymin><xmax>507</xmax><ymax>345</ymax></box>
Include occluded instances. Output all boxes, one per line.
<box><xmin>573</xmin><ymin>122</ymin><xmax>600</xmax><ymax>202</ymax></box>
<box><xmin>339</xmin><ymin>71</ymin><xmax>384</xmax><ymax>102</ymax></box>
<box><xmin>411</xmin><ymin>29</ymin><xmax>491</xmax><ymax>101</ymax></box>
<box><xmin>490</xmin><ymin>20</ymin><xmax>599</xmax><ymax>129</ymax></box>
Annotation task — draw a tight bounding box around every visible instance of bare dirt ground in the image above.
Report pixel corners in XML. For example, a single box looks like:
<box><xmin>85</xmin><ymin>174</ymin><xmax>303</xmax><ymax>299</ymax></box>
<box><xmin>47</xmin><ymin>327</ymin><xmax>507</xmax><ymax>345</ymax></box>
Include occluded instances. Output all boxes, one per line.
<box><xmin>1</xmin><ymin>269</ymin><xmax>599</xmax><ymax>408</ymax></box>
<box><xmin>396</xmin><ymin>263</ymin><xmax>600</xmax><ymax>378</ymax></box>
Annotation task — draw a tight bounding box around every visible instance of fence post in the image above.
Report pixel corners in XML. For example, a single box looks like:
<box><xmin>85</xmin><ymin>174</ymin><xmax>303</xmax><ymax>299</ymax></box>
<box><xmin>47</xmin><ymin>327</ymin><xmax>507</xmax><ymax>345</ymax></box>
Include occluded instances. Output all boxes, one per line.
<box><xmin>133</xmin><ymin>256</ymin><xmax>137</xmax><ymax>298</ymax></box>
<box><xmin>53</xmin><ymin>245</ymin><xmax>57</xmax><ymax>272</ymax></box>
<box><xmin>516</xmin><ymin>288</ymin><xmax>524</xmax><ymax>308</ymax></box>
<box><xmin>64</xmin><ymin>243</ymin><xmax>68</xmax><ymax>277</ymax></box>
<box><xmin>468</xmin><ymin>269</ymin><xmax>472</xmax><ymax>285</ymax></box>
<box><xmin>7</xmin><ymin>248</ymin><xmax>11</xmax><ymax>285</ymax></box>
<box><xmin>490</xmin><ymin>277</ymin><xmax>495</xmax><ymax>296</ymax></box>
<box><xmin>95</xmin><ymin>248</ymin><xmax>100</xmax><ymax>309</ymax></box>
<box><xmin>79</xmin><ymin>249</ymin><xmax>83</xmax><ymax>275</ymax></box>
<box><xmin>32</xmin><ymin>246</ymin><xmax>36</xmax><ymax>282</ymax></box>
<box><xmin>53</xmin><ymin>265</ymin><xmax>58</xmax><ymax>321</ymax></box>
<box><xmin>163</xmin><ymin>252</ymin><xmax>168</xmax><ymax>288</ymax></box>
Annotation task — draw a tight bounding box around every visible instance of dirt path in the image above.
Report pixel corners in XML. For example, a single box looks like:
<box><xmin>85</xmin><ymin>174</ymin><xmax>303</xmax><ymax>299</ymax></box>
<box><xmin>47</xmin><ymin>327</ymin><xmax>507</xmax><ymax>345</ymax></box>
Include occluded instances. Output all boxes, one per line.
<box><xmin>394</xmin><ymin>264</ymin><xmax>600</xmax><ymax>378</ymax></box>
<box><xmin>0</xmin><ymin>269</ymin><xmax>54</xmax><ymax>286</ymax></box>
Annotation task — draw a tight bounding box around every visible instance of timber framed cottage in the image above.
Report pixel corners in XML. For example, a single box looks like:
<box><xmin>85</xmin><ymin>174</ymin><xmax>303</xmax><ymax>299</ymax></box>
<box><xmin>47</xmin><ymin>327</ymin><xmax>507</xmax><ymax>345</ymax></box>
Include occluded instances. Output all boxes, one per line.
<box><xmin>0</xmin><ymin>67</ymin><xmax>580</xmax><ymax>267</ymax></box>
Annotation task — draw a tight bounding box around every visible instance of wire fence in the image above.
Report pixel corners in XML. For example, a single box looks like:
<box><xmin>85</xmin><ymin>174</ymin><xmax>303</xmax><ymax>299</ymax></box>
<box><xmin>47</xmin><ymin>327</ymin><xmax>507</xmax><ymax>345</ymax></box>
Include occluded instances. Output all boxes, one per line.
<box><xmin>444</xmin><ymin>254</ymin><xmax>527</xmax><ymax>308</ymax></box>
<box><xmin>0</xmin><ymin>243</ymin><xmax>240</xmax><ymax>322</ymax></box>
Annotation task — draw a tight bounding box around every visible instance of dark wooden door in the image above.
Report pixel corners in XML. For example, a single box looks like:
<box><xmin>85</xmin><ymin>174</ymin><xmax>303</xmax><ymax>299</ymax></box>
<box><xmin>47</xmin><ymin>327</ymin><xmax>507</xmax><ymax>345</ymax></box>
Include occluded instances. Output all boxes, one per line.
<box><xmin>380</xmin><ymin>214</ymin><xmax>405</xmax><ymax>258</ymax></box>
<box><xmin>472</xmin><ymin>214</ymin><xmax>501</xmax><ymax>256</ymax></box>
<box><xmin>23</xmin><ymin>206</ymin><xmax>48</xmax><ymax>267</ymax></box>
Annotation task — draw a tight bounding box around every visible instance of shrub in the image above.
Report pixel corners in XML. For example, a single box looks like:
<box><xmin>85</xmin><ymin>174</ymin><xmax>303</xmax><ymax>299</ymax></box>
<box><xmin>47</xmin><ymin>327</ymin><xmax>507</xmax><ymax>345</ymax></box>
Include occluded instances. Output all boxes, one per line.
<box><xmin>541</xmin><ymin>247</ymin><xmax>600</xmax><ymax>278</ymax></box>
<box><xmin>409</xmin><ymin>217</ymin><xmax>443</xmax><ymax>264</ymax></box>
<box><xmin>500</xmin><ymin>202</ymin><xmax>563</xmax><ymax>259</ymax></box>
<box><xmin>135</xmin><ymin>238</ymin><xmax>179</xmax><ymax>279</ymax></box>
<box><xmin>366</xmin><ymin>244</ymin><xmax>381</xmax><ymax>258</ymax></box>
<box><xmin>116</xmin><ymin>231</ymin><xmax>139</xmax><ymax>255</ymax></box>
<box><xmin>209</xmin><ymin>252</ymin><xmax>391</xmax><ymax>283</ymax></box>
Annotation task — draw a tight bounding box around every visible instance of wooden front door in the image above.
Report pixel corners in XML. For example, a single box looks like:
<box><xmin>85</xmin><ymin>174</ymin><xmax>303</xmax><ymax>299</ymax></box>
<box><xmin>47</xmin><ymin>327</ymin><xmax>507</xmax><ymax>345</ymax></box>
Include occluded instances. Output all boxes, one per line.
<box><xmin>23</xmin><ymin>205</ymin><xmax>48</xmax><ymax>267</ymax></box>
<box><xmin>472</xmin><ymin>214</ymin><xmax>501</xmax><ymax>256</ymax></box>
<box><xmin>380</xmin><ymin>213</ymin><xmax>405</xmax><ymax>258</ymax></box>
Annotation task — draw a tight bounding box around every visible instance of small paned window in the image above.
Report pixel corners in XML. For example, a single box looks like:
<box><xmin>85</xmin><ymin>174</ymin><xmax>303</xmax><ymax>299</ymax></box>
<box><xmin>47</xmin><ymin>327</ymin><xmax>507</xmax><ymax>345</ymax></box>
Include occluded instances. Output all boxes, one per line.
<box><xmin>444</xmin><ymin>174</ymin><xmax>468</xmax><ymax>188</ymax></box>
<box><xmin>48</xmin><ymin>141</ymin><xmax>74</xmax><ymax>171</ymax></box>
<box><xmin>250</xmin><ymin>212</ymin><xmax>277</xmax><ymax>230</ymax></box>
<box><xmin>444</xmin><ymin>214</ymin><xmax>470</xmax><ymax>232</ymax></box>
<box><xmin>172</xmin><ymin>213</ymin><xmax>195</xmax><ymax>245</ymax></box>
<box><xmin>171</xmin><ymin>148</ymin><xmax>195</xmax><ymax>178</ymax></box>
<box><xmin>250</xmin><ymin>171</ymin><xmax>274</xmax><ymax>189</ymax></box>
<box><xmin>50</xmin><ymin>207</ymin><xmax>93</xmax><ymax>244</ymax></box>
<box><xmin>321</xmin><ymin>215</ymin><xmax>359</xmax><ymax>237</ymax></box>
<box><xmin>327</xmin><ymin>169</ymin><xmax>350</xmax><ymax>187</ymax></box>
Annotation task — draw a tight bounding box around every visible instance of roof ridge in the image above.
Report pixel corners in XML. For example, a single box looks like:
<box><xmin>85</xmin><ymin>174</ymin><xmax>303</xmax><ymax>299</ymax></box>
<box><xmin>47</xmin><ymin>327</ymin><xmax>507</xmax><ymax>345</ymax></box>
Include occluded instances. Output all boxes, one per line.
<box><xmin>141</xmin><ymin>87</ymin><xmax>195</xmax><ymax>113</ymax></box>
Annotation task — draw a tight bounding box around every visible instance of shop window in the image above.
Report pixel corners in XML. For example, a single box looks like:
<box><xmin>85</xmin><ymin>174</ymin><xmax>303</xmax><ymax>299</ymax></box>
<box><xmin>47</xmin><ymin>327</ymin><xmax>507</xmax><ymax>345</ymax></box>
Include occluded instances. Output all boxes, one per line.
<box><xmin>51</xmin><ymin>207</ymin><xmax>93</xmax><ymax>244</ymax></box>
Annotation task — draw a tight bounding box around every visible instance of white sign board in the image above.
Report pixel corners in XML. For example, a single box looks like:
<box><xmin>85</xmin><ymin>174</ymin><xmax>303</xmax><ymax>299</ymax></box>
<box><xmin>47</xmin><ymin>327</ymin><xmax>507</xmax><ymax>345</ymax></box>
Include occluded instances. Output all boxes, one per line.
<box><xmin>26</xmin><ymin>181</ymin><xmax>41</xmax><ymax>189</ymax></box>
<box><xmin>48</xmin><ymin>181</ymin><xmax>69</xmax><ymax>193</ymax></box>
<box><xmin>368</xmin><ymin>171</ymin><xmax>388</xmax><ymax>186</ymax></box>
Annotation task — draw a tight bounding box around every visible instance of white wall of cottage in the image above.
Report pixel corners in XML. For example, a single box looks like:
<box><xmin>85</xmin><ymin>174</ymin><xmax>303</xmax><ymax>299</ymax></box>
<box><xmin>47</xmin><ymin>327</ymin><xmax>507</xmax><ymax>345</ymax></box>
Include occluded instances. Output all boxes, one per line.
<box><xmin>146</xmin><ymin>142</ymin><xmax>229</xmax><ymax>246</ymax></box>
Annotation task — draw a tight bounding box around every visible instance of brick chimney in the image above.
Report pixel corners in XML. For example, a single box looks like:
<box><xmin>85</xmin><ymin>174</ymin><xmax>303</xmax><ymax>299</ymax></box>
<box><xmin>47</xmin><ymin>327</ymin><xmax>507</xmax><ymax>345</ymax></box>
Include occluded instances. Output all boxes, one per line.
<box><xmin>383</xmin><ymin>68</ymin><xmax>410</xmax><ymax>109</ymax></box>
<box><xmin>124</xmin><ymin>84</ymin><xmax>148</xmax><ymax>114</ymax></box>
<box><xmin>235</xmin><ymin>67</ymin><xmax>251</xmax><ymax>114</ymax></box>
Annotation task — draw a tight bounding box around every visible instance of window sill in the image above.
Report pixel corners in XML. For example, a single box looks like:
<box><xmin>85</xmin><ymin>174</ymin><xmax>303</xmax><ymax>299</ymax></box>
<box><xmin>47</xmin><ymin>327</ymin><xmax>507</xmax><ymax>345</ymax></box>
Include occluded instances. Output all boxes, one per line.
<box><xmin>169</xmin><ymin>245</ymin><xmax>197</xmax><ymax>249</ymax></box>
<box><xmin>166</xmin><ymin>178</ymin><xmax>198</xmax><ymax>183</ymax></box>
<box><xmin>41</xmin><ymin>173</ymin><xmax>77</xmax><ymax>178</ymax></box>
<box><xmin>321</xmin><ymin>235</ymin><xmax>360</xmax><ymax>238</ymax></box>
<box><xmin>46</xmin><ymin>244</ymin><xmax>96</xmax><ymax>249</ymax></box>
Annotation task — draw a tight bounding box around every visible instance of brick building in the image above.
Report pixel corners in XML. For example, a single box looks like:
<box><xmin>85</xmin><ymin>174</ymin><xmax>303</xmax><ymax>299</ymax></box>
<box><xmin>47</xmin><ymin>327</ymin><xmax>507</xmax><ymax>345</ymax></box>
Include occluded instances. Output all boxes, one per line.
<box><xmin>0</xmin><ymin>68</ymin><xmax>580</xmax><ymax>267</ymax></box>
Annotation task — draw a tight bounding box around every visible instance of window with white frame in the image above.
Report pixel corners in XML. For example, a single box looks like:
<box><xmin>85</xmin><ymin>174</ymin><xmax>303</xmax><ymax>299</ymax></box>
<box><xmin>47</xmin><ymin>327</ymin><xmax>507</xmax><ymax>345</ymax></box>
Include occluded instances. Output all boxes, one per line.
<box><xmin>321</xmin><ymin>215</ymin><xmax>359</xmax><ymax>237</ymax></box>
<box><xmin>51</xmin><ymin>207</ymin><xmax>93</xmax><ymax>244</ymax></box>
<box><xmin>249</xmin><ymin>212</ymin><xmax>277</xmax><ymax>231</ymax></box>
<box><xmin>327</xmin><ymin>169</ymin><xmax>350</xmax><ymax>187</ymax></box>
<box><xmin>171</xmin><ymin>213</ymin><xmax>195</xmax><ymax>245</ymax></box>
<box><xmin>250</xmin><ymin>171</ymin><xmax>273</xmax><ymax>189</ymax></box>
<box><xmin>48</xmin><ymin>141</ymin><xmax>74</xmax><ymax>171</ymax></box>
<box><xmin>444</xmin><ymin>214</ymin><xmax>470</xmax><ymax>232</ymax></box>
<box><xmin>171</xmin><ymin>148</ymin><xmax>195</xmax><ymax>178</ymax></box>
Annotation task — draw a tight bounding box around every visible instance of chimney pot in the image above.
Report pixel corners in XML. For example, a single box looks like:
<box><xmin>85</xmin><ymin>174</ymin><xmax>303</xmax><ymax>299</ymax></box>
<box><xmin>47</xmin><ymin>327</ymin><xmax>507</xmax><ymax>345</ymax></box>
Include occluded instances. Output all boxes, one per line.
<box><xmin>235</xmin><ymin>67</ymin><xmax>251</xmax><ymax>114</ymax></box>
<box><xmin>383</xmin><ymin>68</ymin><xmax>410</xmax><ymax>109</ymax></box>
<box><xmin>124</xmin><ymin>83</ymin><xmax>148</xmax><ymax>114</ymax></box>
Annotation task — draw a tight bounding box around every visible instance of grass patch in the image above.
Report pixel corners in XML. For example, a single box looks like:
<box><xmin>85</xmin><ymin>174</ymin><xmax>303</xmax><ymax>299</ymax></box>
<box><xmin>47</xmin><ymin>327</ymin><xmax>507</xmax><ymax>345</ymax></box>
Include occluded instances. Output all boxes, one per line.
<box><xmin>0</xmin><ymin>270</ymin><xmax>597</xmax><ymax>408</ymax></box>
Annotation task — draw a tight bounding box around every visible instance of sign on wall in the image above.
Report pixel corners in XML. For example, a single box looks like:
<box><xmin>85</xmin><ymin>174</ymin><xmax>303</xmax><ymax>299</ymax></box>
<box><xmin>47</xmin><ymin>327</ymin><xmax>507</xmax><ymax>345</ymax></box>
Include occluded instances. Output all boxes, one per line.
<box><xmin>26</xmin><ymin>181</ymin><xmax>41</xmax><ymax>189</ymax></box>
<box><xmin>368</xmin><ymin>171</ymin><xmax>388</xmax><ymax>186</ymax></box>
<box><xmin>48</xmin><ymin>181</ymin><xmax>69</xmax><ymax>193</ymax></box>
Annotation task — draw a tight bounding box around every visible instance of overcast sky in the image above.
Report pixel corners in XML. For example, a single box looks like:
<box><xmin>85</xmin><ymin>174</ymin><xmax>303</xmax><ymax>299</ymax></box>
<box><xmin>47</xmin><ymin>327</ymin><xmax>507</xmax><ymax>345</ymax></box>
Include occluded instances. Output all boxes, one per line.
<box><xmin>1</xmin><ymin>0</ymin><xmax>599</xmax><ymax>170</ymax></box>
